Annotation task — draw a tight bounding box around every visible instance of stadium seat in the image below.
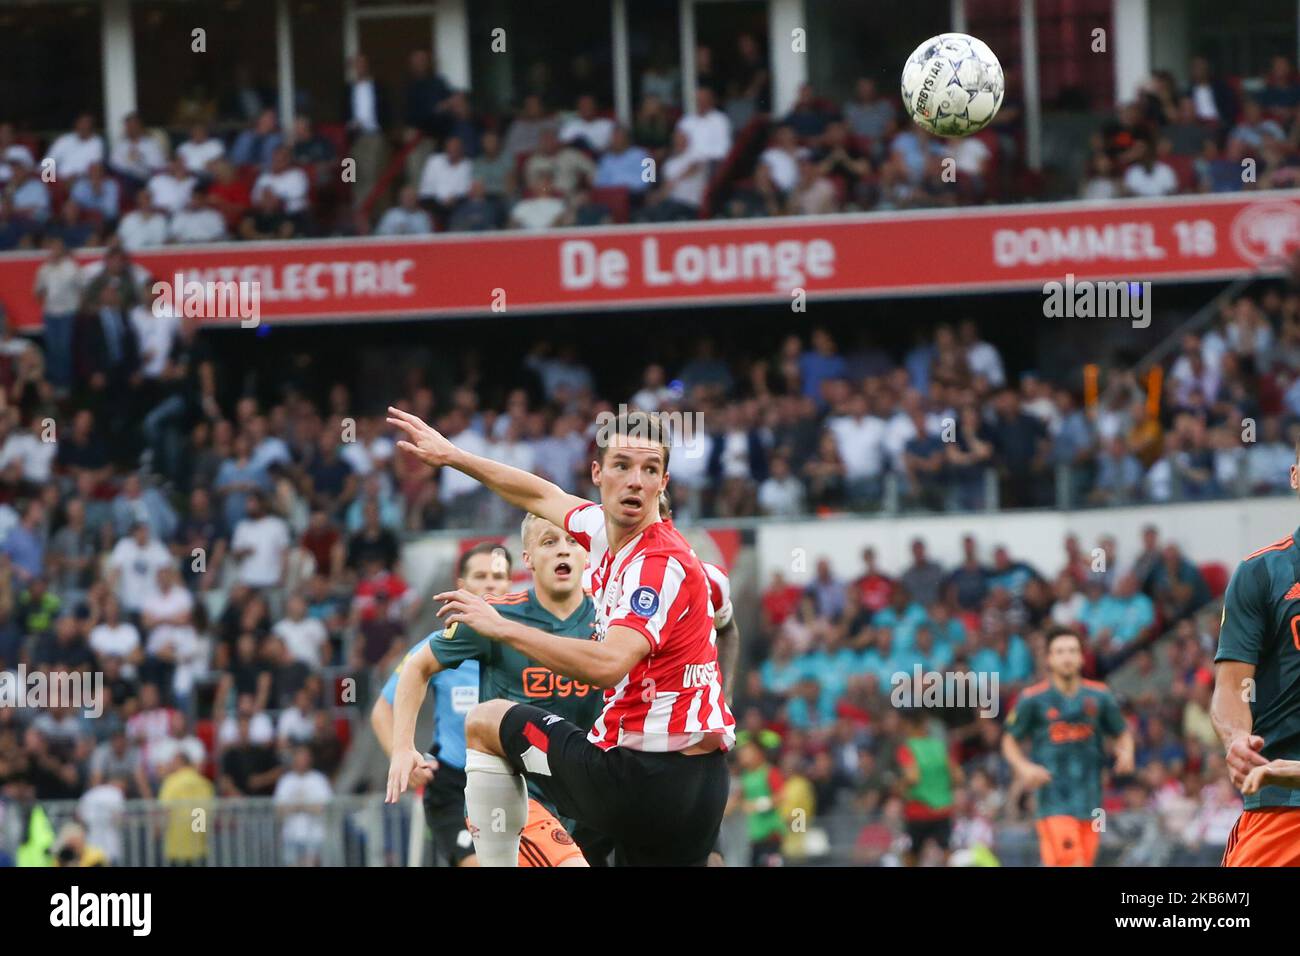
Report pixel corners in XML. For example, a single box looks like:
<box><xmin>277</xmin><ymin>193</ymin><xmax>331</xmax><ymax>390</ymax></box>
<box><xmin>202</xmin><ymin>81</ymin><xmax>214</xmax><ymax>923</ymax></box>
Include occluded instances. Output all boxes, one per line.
<box><xmin>1198</xmin><ymin>562</ymin><xmax>1229</xmax><ymax>599</ymax></box>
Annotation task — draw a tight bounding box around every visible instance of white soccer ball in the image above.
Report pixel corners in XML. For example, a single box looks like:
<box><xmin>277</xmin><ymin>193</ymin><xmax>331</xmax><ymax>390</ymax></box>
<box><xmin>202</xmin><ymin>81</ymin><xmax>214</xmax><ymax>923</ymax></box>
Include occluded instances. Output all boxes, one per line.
<box><xmin>900</xmin><ymin>33</ymin><xmax>1004</xmax><ymax>137</ymax></box>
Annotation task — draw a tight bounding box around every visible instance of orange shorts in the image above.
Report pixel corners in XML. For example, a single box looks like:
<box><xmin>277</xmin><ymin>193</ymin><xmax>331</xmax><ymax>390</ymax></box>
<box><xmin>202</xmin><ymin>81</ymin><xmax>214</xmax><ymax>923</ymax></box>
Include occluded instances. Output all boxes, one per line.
<box><xmin>1222</xmin><ymin>808</ymin><xmax>1300</xmax><ymax>867</ymax></box>
<box><xmin>1036</xmin><ymin>815</ymin><xmax>1099</xmax><ymax>867</ymax></box>
<box><xmin>517</xmin><ymin>799</ymin><xmax>586</xmax><ymax>867</ymax></box>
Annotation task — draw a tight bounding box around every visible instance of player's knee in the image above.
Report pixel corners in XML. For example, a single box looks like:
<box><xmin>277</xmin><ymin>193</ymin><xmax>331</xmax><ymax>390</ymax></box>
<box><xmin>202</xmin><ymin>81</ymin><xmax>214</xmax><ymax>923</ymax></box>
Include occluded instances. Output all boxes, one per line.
<box><xmin>465</xmin><ymin>699</ymin><xmax>513</xmax><ymax>753</ymax></box>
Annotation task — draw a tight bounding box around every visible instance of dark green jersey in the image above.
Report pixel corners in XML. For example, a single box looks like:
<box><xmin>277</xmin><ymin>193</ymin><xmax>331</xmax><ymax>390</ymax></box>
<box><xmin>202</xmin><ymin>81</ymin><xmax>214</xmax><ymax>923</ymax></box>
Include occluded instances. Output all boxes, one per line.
<box><xmin>430</xmin><ymin>589</ymin><xmax>602</xmax><ymax>817</ymax></box>
<box><xmin>1215</xmin><ymin>531</ymin><xmax>1300</xmax><ymax>810</ymax></box>
<box><xmin>1005</xmin><ymin>680</ymin><xmax>1126</xmax><ymax>821</ymax></box>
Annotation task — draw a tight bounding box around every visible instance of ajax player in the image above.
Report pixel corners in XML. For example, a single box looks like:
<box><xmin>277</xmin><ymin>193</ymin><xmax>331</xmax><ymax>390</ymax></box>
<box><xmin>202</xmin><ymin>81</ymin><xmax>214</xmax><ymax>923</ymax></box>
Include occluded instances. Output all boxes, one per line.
<box><xmin>1213</xmin><ymin>510</ymin><xmax>1300</xmax><ymax>865</ymax></box>
<box><xmin>1001</xmin><ymin>626</ymin><xmax>1134</xmax><ymax>866</ymax></box>
<box><xmin>369</xmin><ymin>541</ymin><xmax>510</xmax><ymax>867</ymax></box>
<box><xmin>387</xmin><ymin>514</ymin><xmax>604</xmax><ymax>867</ymax></box>
<box><xmin>386</xmin><ymin>407</ymin><xmax>734</xmax><ymax>866</ymax></box>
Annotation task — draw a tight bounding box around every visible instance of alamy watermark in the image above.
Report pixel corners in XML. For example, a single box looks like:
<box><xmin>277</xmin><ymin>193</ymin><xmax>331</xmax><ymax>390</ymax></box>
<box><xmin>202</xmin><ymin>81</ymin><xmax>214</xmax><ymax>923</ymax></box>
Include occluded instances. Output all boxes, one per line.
<box><xmin>594</xmin><ymin>403</ymin><xmax>707</xmax><ymax>459</ymax></box>
<box><xmin>890</xmin><ymin>665</ymin><xmax>1000</xmax><ymax>718</ymax></box>
<box><xmin>1042</xmin><ymin>273</ymin><xmax>1150</xmax><ymax>328</ymax></box>
<box><xmin>152</xmin><ymin>272</ymin><xmax>260</xmax><ymax>327</ymax></box>
<box><xmin>0</xmin><ymin>665</ymin><xmax>104</xmax><ymax>718</ymax></box>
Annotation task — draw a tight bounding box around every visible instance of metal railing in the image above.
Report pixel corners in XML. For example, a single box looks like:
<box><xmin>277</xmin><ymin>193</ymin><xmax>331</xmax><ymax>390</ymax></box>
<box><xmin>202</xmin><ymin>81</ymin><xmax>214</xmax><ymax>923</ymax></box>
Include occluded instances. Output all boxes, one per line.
<box><xmin>1</xmin><ymin>795</ymin><xmax>1228</xmax><ymax>867</ymax></box>
<box><xmin>2</xmin><ymin>794</ymin><xmax>412</xmax><ymax>868</ymax></box>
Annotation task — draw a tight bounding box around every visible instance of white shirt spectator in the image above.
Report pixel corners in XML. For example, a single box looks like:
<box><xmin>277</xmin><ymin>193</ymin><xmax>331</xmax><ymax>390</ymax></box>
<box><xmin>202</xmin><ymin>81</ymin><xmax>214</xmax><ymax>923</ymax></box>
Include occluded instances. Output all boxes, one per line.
<box><xmin>510</xmin><ymin>196</ymin><xmax>567</xmax><ymax>230</ymax></box>
<box><xmin>77</xmin><ymin>783</ymin><xmax>126</xmax><ymax>864</ymax></box>
<box><xmin>34</xmin><ymin>256</ymin><xmax>84</xmax><ymax>316</ymax></box>
<box><xmin>828</xmin><ymin>414</ymin><xmax>888</xmax><ymax>479</ymax></box>
<box><xmin>231</xmin><ymin>514</ymin><xmax>290</xmax><ymax>588</ymax></box>
<box><xmin>966</xmin><ymin>339</ymin><xmax>1006</xmax><ymax>387</ymax></box>
<box><xmin>117</xmin><ymin>209</ymin><xmax>169</xmax><ymax>251</ymax></box>
<box><xmin>351</xmin><ymin>80</ymin><xmax>380</xmax><ymax>134</ymax></box>
<box><xmin>760</xmin><ymin>147</ymin><xmax>799</xmax><ymax>192</ymax></box>
<box><xmin>274</xmin><ymin>768</ymin><xmax>332</xmax><ymax>846</ymax></box>
<box><xmin>663</xmin><ymin>150</ymin><xmax>708</xmax><ymax>208</ymax></box>
<box><xmin>168</xmin><ymin>205</ymin><xmax>227</xmax><ymax>243</ymax></box>
<box><xmin>560</xmin><ymin>115</ymin><xmax>615</xmax><ymax>151</ymax></box>
<box><xmin>217</xmin><ymin>712</ymin><xmax>275</xmax><ymax>747</ymax></box>
<box><xmin>89</xmin><ymin>621</ymin><xmax>142</xmax><ymax>661</ymax></box>
<box><xmin>148</xmin><ymin>735</ymin><xmax>206</xmax><ymax>778</ymax></box>
<box><xmin>253</xmin><ymin>167</ymin><xmax>310</xmax><ymax>214</ymax></box>
<box><xmin>130</xmin><ymin>307</ymin><xmax>180</xmax><ymax>378</ymax></box>
<box><xmin>277</xmin><ymin>707</ymin><xmax>316</xmax><ymax>745</ymax></box>
<box><xmin>146</xmin><ymin>170</ymin><xmax>196</xmax><ymax>215</ymax></box>
<box><xmin>0</xmin><ymin>144</ymin><xmax>36</xmax><ymax>184</ymax></box>
<box><xmin>108</xmin><ymin>535</ymin><xmax>173</xmax><ymax>611</ymax></box>
<box><xmin>417</xmin><ymin>152</ymin><xmax>473</xmax><ymax>205</ymax></box>
<box><xmin>0</xmin><ymin>429</ymin><xmax>57</xmax><ymax>483</ymax></box>
<box><xmin>757</xmin><ymin>474</ymin><xmax>806</xmax><ymax>516</ymax></box>
<box><xmin>44</xmin><ymin>132</ymin><xmax>105</xmax><ymax>180</ymax></box>
<box><xmin>1123</xmin><ymin>161</ymin><xmax>1178</xmax><ymax>197</ymax></box>
<box><xmin>273</xmin><ymin>616</ymin><xmax>328</xmax><ymax>668</ymax></box>
<box><xmin>176</xmin><ymin>138</ymin><xmax>225</xmax><ymax>175</ymax></box>
<box><xmin>952</xmin><ymin>136</ymin><xmax>991</xmax><ymax>175</ymax></box>
<box><xmin>676</xmin><ymin>109</ymin><xmax>732</xmax><ymax>162</ymax></box>
<box><xmin>112</xmin><ymin>136</ymin><xmax>167</xmax><ymax>181</ymax></box>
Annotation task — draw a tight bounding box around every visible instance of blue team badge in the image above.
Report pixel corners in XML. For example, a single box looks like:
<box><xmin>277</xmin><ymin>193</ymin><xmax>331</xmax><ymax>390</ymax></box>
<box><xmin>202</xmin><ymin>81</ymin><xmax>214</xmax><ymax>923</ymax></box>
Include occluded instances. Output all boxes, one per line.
<box><xmin>630</xmin><ymin>586</ymin><xmax>660</xmax><ymax>617</ymax></box>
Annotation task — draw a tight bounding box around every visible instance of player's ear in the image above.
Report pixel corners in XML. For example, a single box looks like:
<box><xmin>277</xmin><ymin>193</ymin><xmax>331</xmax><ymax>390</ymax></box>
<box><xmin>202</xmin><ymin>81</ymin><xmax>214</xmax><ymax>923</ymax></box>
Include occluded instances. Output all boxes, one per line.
<box><xmin>590</xmin><ymin>458</ymin><xmax>601</xmax><ymax>485</ymax></box>
<box><xmin>1292</xmin><ymin>462</ymin><xmax>1299</xmax><ymax>492</ymax></box>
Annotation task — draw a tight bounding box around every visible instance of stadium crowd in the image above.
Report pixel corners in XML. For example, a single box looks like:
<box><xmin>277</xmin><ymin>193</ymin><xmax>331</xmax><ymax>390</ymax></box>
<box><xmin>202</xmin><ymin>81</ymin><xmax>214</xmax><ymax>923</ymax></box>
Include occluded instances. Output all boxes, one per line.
<box><xmin>0</xmin><ymin>248</ymin><xmax>1274</xmax><ymax>864</ymax></box>
<box><xmin>7</xmin><ymin>46</ymin><xmax>1300</xmax><ymax>253</ymax></box>
<box><xmin>733</xmin><ymin>524</ymin><xmax>1234</xmax><ymax>866</ymax></box>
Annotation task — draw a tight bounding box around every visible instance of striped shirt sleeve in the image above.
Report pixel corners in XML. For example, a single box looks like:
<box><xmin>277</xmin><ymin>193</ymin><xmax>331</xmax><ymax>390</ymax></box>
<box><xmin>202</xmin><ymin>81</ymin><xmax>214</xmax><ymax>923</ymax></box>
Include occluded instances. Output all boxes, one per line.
<box><xmin>609</xmin><ymin>551</ymin><xmax>687</xmax><ymax>649</ymax></box>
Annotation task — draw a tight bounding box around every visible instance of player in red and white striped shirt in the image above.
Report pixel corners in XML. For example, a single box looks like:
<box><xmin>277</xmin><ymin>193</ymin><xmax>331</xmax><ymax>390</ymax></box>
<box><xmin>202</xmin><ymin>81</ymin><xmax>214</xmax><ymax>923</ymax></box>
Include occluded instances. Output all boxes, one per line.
<box><xmin>385</xmin><ymin>406</ymin><xmax>733</xmax><ymax>865</ymax></box>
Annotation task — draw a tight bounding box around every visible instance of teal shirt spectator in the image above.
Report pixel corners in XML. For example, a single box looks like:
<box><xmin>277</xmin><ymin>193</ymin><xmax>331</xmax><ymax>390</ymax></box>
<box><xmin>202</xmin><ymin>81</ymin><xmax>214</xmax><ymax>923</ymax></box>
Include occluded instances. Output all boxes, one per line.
<box><xmin>988</xmin><ymin>563</ymin><xmax>1037</xmax><ymax>598</ymax></box>
<box><xmin>1082</xmin><ymin>592</ymin><xmax>1154</xmax><ymax>645</ymax></box>
<box><xmin>970</xmin><ymin>634</ymin><xmax>1033</xmax><ymax>683</ymax></box>
<box><xmin>799</xmin><ymin>646</ymin><xmax>860</xmax><ymax>703</ymax></box>
<box><xmin>858</xmin><ymin>645</ymin><xmax>914</xmax><ymax>687</ymax></box>
<box><xmin>871</xmin><ymin>602</ymin><xmax>929</xmax><ymax>651</ymax></box>
<box><xmin>760</xmin><ymin>656</ymin><xmax>805</xmax><ymax>694</ymax></box>
<box><xmin>785</xmin><ymin>689</ymin><xmax>837</xmax><ymax>729</ymax></box>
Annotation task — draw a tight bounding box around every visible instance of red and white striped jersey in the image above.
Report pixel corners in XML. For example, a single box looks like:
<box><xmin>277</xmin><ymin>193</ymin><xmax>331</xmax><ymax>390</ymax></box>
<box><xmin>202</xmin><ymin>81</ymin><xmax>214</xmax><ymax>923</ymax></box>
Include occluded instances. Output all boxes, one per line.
<box><xmin>564</xmin><ymin>503</ymin><xmax>736</xmax><ymax>753</ymax></box>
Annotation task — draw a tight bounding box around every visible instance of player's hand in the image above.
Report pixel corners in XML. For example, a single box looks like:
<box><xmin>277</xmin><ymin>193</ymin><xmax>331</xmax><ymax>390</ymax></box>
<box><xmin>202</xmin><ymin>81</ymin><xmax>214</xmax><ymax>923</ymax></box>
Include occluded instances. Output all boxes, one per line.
<box><xmin>385</xmin><ymin>746</ymin><xmax>436</xmax><ymax>803</ymax></box>
<box><xmin>434</xmin><ymin>588</ymin><xmax>508</xmax><ymax>639</ymax></box>
<box><xmin>1113</xmin><ymin>751</ymin><xmax>1135</xmax><ymax>777</ymax></box>
<box><xmin>1020</xmin><ymin>763</ymin><xmax>1053</xmax><ymax>790</ymax></box>
<box><xmin>1241</xmin><ymin>759</ymin><xmax>1300</xmax><ymax>795</ymax></box>
<box><xmin>1225</xmin><ymin>734</ymin><xmax>1269</xmax><ymax>789</ymax></box>
<box><xmin>386</xmin><ymin>406</ymin><xmax>457</xmax><ymax>469</ymax></box>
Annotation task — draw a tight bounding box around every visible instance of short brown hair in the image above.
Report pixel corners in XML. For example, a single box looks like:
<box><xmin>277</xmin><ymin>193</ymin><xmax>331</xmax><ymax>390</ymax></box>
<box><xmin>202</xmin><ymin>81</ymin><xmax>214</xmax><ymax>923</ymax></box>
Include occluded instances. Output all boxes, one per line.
<box><xmin>595</xmin><ymin>411</ymin><xmax>670</xmax><ymax>472</ymax></box>
<box><xmin>1045</xmin><ymin>625</ymin><xmax>1083</xmax><ymax>652</ymax></box>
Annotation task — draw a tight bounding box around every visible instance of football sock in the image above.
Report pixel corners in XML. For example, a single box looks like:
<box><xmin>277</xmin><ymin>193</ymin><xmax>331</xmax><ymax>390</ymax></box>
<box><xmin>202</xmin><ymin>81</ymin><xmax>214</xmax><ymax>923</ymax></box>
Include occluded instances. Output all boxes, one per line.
<box><xmin>464</xmin><ymin>749</ymin><xmax>527</xmax><ymax>866</ymax></box>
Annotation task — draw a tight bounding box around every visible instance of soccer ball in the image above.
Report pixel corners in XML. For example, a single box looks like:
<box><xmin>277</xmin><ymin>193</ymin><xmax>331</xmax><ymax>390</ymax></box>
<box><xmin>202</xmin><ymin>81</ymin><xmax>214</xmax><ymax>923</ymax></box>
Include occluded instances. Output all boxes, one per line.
<box><xmin>900</xmin><ymin>33</ymin><xmax>1004</xmax><ymax>137</ymax></box>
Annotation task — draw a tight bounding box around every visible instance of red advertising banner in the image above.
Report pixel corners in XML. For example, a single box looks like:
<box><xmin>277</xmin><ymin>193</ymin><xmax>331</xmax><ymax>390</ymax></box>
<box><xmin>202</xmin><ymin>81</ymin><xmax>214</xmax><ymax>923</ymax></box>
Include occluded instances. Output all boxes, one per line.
<box><xmin>2</xmin><ymin>191</ymin><xmax>1299</xmax><ymax>329</ymax></box>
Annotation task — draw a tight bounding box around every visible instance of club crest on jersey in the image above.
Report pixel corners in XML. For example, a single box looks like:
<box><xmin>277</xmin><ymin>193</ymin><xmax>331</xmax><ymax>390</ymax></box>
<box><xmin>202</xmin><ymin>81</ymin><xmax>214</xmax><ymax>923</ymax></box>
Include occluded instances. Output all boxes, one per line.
<box><xmin>629</xmin><ymin>586</ymin><xmax>660</xmax><ymax>617</ymax></box>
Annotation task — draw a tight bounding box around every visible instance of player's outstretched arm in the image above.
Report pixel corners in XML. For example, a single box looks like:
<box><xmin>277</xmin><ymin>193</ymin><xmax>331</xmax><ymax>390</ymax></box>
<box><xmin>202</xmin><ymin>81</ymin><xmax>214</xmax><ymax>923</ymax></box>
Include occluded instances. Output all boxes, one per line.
<box><xmin>435</xmin><ymin>588</ymin><xmax>648</xmax><ymax>687</ymax></box>
<box><xmin>387</xmin><ymin>406</ymin><xmax>589</xmax><ymax>529</ymax></box>
<box><xmin>369</xmin><ymin>697</ymin><xmax>395</xmax><ymax>758</ymax></box>
<box><xmin>385</xmin><ymin>642</ymin><xmax>442</xmax><ymax>803</ymax></box>
<box><xmin>1211</xmin><ymin>659</ymin><xmax>1269</xmax><ymax>790</ymax></box>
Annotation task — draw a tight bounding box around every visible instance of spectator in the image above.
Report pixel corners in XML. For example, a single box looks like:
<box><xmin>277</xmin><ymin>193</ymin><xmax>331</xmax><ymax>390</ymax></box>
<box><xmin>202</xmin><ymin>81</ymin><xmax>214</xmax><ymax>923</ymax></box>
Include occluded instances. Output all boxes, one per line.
<box><xmin>43</xmin><ymin>113</ymin><xmax>105</xmax><ymax>181</ymax></box>
<box><xmin>375</xmin><ymin>184</ymin><xmax>433</xmax><ymax>236</ymax></box>
<box><xmin>273</xmin><ymin>744</ymin><xmax>333</xmax><ymax>866</ymax></box>
<box><xmin>676</xmin><ymin>86</ymin><xmax>732</xmax><ymax>163</ymax></box>
<box><xmin>110</xmin><ymin>113</ymin><xmax>167</xmax><ymax>187</ymax></box>
<box><xmin>176</xmin><ymin>122</ymin><xmax>226</xmax><ymax>176</ymax></box>
<box><xmin>559</xmin><ymin>93</ymin><xmax>615</xmax><ymax>152</ymax></box>
<box><xmin>230</xmin><ymin>492</ymin><xmax>290</xmax><ymax>591</ymax></box>
<box><xmin>168</xmin><ymin>189</ymin><xmax>228</xmax><ymax>244</ymax></box>
<box><xmin>508</xmin><ymin>169</ymin><xmax>568</xmax><ymax>230</ymax></box>
<box><xmin>117</xmin><ymin>189</ymin><xmax>168</xmax><ymax>251</ymax></box>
